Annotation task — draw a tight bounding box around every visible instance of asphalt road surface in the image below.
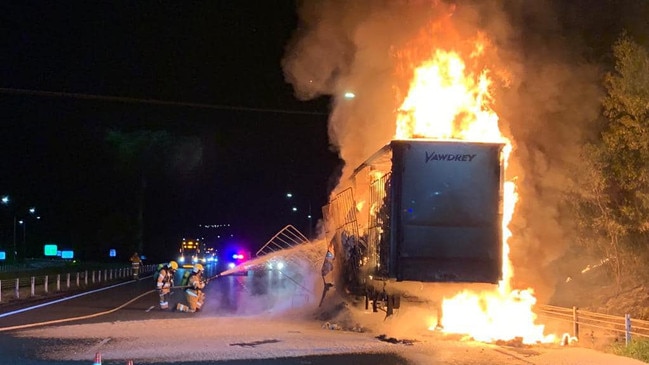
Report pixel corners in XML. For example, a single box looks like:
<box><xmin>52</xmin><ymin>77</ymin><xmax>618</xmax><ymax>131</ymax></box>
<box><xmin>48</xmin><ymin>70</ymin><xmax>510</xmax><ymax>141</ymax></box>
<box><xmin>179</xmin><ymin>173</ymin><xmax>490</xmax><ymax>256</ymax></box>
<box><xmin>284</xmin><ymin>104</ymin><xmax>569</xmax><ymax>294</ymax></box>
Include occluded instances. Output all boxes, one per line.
<box><xmin>0</xmin><ymin>263</ymin><xmax>645</xmax><ymax>365</ymax></box>
<box><xmin>0</xmin><ymin>264</ymin><xmax>412</xmax><ymax>364</ymax></box>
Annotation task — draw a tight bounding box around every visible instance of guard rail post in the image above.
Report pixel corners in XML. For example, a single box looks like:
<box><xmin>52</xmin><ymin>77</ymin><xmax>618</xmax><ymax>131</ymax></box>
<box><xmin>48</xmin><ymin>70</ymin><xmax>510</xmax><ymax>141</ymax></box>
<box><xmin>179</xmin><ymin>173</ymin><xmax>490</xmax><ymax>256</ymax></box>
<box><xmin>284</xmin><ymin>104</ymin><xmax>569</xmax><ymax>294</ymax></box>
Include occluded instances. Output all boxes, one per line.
<box><xmin>572</xmin><ymin>306</ymin><xmax>579</xmax><ymax>339</ymax></box>
<box><xmin>57</xmin><ymin>274</ymin><xmax>61</xmax><ymax>292</ymax></box>
<box><xmin>625</xmin><ymin>313</ymin><xmax>632</xmax><ymax>346</ymax></box>
<box><xmin>44</xmin><ymin>275</ymin><xmax>49</xmax><ymax>294</ymax></box>
<box><xmin>15</xmin><ymin>278</ymin><xmax>19</xmax><ymax>299</ymax></box>
<box><xmin>30</xmin><ymin>276</ymin><xmax>35</xmax><ymax>297</ymax></box>
<box><xmin>85</xmin><ymin>270</ymin><xmax>88</xmax><ymax>285</ymax></box>
<box><xmin>66</xmin><ymin>273</ymin><xmax>70</xmax><ymax>289</ymax></box>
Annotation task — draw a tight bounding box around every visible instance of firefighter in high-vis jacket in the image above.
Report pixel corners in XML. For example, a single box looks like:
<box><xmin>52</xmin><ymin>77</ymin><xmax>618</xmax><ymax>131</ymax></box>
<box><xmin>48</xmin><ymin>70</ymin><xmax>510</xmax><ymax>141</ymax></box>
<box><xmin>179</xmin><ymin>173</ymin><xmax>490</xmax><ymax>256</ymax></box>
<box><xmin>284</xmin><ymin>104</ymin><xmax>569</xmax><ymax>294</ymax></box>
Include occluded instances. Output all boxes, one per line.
<box><xmin>156</xmin><ymin>261</ymin><xmax>178</xmax><ymax>310</ymax></box>
<box><xmin>177</xmin><ymin>263</ymin><xmax>207</xmax><ymax>312</ymax></box>
<box><xmin>130</xmin><ymin>252</ymin><xmax>142</xmax><ymax>280</ymax></box>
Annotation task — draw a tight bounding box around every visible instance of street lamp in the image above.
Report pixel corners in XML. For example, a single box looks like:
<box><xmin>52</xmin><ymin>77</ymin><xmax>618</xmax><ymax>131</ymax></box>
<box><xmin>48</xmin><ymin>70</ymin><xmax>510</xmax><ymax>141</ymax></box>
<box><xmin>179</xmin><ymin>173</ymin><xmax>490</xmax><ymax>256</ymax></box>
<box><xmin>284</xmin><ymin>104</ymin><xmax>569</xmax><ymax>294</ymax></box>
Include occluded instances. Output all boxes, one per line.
<box><xmin>11</xmin><ymin>205</ymin><xmax>37</xmax><ymax>261</ymax></box>
<box><xmin>1</xmin><ymin>196</ymin><xmax>10</xmax><ymax>260</ymax></box>
<box><xmin>22</xmin><ymin>208</ymin><xmax>38</xmax><ymax>258</ymax></box>
<box><xmin>18</xmin><ymin>219</ymin><xmax>25</xmax><ymax>252</ymax></box>
<box><xmin>285</xmin><ymin>192</ymin><xmax>313</xmax><ymax>237</ymax></box>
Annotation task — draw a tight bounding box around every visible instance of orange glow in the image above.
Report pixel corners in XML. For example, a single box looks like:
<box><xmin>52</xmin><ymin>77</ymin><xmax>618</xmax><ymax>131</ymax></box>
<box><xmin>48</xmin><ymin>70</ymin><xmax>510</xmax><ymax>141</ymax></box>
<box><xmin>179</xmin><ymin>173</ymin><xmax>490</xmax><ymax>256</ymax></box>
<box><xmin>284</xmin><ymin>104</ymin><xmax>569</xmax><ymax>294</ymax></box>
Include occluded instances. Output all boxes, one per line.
<box><xmin>395</xmin><ymin>34</ymin><xmax>554</xmax><ymax>343</ymax></box>
<box><xmin>395</xmin><ymin>47</ymin><xmax>501</xmax><ymax>142</ymax></box>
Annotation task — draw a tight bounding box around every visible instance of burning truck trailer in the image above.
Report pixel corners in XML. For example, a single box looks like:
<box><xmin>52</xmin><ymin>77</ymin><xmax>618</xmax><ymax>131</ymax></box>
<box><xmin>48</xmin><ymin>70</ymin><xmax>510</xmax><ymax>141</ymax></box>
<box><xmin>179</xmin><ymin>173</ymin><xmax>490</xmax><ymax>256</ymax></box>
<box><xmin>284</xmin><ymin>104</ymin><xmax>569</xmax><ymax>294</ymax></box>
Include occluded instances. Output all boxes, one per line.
<box><xmin>321</xmin><ymin>139</ymin><xmax>505</xmax><ymax>318</ymax></box>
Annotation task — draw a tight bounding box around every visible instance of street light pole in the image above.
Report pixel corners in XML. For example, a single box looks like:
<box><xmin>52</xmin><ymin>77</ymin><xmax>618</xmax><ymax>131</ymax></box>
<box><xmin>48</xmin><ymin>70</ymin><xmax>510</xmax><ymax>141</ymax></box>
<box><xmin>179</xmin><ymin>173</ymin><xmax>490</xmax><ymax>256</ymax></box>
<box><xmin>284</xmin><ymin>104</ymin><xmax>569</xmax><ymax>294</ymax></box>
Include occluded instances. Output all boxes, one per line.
<box><xmin>12</xmin><ymin>215</ymin><xmax>16</xmax><ymax>262</ymax></box>
<box><xmin>21</xmin><ymin>220</ymin><xmax>26</xmax><ymax>256</ymax></box>
<box><xmin>308</xmin><ymin>201</ymin><xmax>313</xmax><ymax>238</ymax></box>
<box><xmin>9</xmin><ymin>206</ymin><xmax>37</xmax><ymax>261</ymax></box>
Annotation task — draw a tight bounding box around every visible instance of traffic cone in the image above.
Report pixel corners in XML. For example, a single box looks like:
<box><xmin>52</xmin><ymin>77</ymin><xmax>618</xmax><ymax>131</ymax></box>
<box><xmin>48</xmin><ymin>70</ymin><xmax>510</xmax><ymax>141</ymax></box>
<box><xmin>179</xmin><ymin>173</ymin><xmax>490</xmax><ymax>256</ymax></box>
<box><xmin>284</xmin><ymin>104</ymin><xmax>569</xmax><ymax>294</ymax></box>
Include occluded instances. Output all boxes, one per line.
<box><xmin>93</xmin><ymin>352</ymin><xmax>101</xmax><ymax>365</ymax></box>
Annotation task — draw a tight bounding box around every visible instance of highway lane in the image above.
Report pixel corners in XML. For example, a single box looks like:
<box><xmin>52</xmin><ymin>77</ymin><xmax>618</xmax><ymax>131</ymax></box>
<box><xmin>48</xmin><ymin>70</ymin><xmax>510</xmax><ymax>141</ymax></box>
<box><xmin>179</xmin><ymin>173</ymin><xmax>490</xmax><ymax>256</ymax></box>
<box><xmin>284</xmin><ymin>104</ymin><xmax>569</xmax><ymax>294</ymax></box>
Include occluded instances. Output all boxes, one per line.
<box><xmin>0</xmin><ymin>263</ymin><xmax>260</xmax><ymax>328</ymax></box>
<box><xmin>0</xmin><ymin>265</ymin><xmax>643</xmax><ymax>365</ymax></box>
<box><xmin>0</xmin><ymin>264</ymin><xmax>419</xmax><ymax>365</ymax></box>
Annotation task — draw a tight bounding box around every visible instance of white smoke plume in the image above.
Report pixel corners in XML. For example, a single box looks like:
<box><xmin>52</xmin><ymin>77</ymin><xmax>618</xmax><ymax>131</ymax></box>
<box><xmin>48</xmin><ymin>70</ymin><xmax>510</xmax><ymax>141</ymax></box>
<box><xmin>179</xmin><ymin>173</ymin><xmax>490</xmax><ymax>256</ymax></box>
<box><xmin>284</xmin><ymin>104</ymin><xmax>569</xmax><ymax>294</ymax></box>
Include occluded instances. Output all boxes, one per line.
<box><xmin>282</xmin><ymin>0</ymin><xmax>459</xmax><ymax>182</ymax></box>
<box><xmin>282</xmin><ymin>0</ymin><xmax>602</xmax><ymax>302</ymax></box>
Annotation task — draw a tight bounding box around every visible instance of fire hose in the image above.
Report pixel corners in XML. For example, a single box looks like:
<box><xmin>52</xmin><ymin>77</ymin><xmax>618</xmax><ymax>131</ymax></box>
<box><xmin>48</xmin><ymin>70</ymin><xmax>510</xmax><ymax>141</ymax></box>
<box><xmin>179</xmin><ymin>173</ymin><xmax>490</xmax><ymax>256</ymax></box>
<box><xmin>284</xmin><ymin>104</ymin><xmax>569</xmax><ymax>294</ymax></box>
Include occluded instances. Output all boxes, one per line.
<box><xmin>0</xmin><ymin>273</ymin><xmax>227</xmax><ymax>333</ymax></box>
<box><xmin>0</xmin><ymin>288</ymin><xmax>159</xmax><ymax>332</ymax></box>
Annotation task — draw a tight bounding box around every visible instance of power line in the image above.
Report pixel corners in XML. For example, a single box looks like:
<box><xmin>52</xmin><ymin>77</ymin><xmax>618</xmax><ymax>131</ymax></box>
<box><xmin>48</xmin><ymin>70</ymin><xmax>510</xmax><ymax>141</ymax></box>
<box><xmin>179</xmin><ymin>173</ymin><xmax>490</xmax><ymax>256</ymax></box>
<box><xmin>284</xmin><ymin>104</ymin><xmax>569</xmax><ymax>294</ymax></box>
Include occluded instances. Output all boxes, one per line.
<box><xmin>0</xmin><ymin>87</ymin><xmax>328</xmax><ymax>116</ymax></box>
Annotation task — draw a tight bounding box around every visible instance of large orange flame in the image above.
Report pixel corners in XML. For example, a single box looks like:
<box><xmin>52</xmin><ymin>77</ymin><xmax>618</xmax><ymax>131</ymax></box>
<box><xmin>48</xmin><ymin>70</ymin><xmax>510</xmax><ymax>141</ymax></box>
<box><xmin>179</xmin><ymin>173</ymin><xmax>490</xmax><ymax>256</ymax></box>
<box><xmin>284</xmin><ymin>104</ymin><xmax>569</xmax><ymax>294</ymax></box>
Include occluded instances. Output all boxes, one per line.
<box><xmin>395</xmin><ymin>35</ymin><xmax>555</xmax><ymax>344</ymax></box>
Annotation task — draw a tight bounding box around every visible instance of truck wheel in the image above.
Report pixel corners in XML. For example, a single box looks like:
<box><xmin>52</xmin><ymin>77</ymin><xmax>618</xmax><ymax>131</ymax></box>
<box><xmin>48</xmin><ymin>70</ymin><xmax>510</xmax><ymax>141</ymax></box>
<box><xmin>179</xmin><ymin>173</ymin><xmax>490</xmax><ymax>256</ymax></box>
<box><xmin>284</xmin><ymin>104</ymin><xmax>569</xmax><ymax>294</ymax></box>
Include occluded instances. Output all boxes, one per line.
<box><xmin>365</xmin><ymin>292</ymin><xmax>369</xmax><ymax>310</ymax></box>
<box><xmin>372</xmin><ymin>292</ymin><xmax>378</xmax><ymax>313</ymax></box>
<box><xmin>386</xmin><ymin>295</ymin><xmax>394</xmax><ymax>316</ymax></box>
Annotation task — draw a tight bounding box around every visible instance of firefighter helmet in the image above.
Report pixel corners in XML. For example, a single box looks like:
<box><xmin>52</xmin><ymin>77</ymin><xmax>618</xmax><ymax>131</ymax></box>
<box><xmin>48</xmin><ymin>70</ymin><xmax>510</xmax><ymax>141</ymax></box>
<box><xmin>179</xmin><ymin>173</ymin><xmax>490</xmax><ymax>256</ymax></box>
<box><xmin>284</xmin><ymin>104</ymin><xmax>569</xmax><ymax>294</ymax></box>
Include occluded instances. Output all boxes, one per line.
<box><xmin>193</xmin><ymin>263</ymin><xmax>204</xmax><ymax>273</ymax></box>
<box><xmin>168</xmin><ymin>261</ymin><xmax>179</xmax><ymax>271</ymax></box>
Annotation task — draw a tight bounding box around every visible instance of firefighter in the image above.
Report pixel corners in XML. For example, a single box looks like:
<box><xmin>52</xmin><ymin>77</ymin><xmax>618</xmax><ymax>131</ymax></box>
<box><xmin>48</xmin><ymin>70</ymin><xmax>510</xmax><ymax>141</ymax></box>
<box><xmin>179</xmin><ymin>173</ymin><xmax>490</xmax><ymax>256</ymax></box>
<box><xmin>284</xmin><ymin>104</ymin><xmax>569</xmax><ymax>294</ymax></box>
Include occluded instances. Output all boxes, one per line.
<box><xmin>156</xmin><ymin>261</ymin><xmax>178</xmax><ymax>310</ymax></box>
<box><xmin>130</xmin><ymin>252</ymin><xmax>142</xmax><ymax>280</ymax></box>
<box><xmin>177</xmin><ymin>263</ymin><xmax>207</xmax><ymax>312</ymax></box>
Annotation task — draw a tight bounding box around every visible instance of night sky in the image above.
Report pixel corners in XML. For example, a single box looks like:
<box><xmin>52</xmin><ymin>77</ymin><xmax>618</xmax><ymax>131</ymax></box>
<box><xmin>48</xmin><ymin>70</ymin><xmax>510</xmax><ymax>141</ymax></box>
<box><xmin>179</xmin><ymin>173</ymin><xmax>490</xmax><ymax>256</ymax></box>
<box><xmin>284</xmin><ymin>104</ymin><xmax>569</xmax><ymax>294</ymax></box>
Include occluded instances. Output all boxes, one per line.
<box><xmin>2</xmin><ymin>0</ymin><xmax>648</xmax><ymax>272</ymax></box>
<box><xmin>0</xmin><ymin>1</ymin><xmax>341</xmax><ymax>261</ymax></box>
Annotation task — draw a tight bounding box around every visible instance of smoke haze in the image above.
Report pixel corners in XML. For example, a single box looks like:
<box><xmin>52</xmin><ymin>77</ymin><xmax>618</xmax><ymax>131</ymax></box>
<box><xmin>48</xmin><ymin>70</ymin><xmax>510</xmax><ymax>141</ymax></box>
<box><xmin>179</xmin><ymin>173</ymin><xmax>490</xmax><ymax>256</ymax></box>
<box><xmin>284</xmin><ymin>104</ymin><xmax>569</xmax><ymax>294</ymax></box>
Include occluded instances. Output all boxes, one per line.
<box><xmin>281</xmin><ymin>0</ymin><xmax>630</xmax><ymax>302</ymax></box>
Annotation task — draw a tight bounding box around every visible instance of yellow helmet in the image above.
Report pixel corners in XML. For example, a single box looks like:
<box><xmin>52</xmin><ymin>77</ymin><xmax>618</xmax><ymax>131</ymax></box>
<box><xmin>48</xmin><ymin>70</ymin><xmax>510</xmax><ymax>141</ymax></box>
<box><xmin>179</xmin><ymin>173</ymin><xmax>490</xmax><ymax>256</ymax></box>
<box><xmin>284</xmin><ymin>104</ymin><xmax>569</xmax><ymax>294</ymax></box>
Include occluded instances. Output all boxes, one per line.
<box><xmin>168</xmin><ymin>261</ymin><xmax>179</xmax><ymax>270</ymax></box>
<box><xmin>193</xmin><ymin>263</ymin><xmax>204</xmax><ymax>273</ymax></box>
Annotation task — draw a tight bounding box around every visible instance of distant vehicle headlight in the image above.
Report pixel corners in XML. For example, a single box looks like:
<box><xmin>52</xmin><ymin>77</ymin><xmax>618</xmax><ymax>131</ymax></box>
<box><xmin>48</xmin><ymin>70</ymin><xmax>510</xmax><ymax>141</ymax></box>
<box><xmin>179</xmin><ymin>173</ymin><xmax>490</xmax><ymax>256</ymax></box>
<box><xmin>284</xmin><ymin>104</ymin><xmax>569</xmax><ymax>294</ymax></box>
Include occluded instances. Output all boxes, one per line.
<box><xmin>277</xmin><ymin>262</ymin><xmax>285</xmax><ymax>270</ymax></box>
<box><xmin>228</xmin><ymin>262</ymin><xmax>235</xmax><ymax>269</ymax></box>
<box><xmin>179</xmin><ymin>257</ymin><xmax>185</xmax><ymax>263</ymax></box>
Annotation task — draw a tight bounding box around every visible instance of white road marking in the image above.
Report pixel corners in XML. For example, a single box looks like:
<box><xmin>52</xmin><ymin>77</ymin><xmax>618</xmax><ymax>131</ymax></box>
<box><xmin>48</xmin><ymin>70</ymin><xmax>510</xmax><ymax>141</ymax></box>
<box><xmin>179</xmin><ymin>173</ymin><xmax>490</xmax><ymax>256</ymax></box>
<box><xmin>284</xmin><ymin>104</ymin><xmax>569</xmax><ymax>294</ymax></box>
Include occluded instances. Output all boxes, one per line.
<box><xmin>0</xmin><ymin>280</ymin><xmax>137</xmax><ymax>318</ymax></box>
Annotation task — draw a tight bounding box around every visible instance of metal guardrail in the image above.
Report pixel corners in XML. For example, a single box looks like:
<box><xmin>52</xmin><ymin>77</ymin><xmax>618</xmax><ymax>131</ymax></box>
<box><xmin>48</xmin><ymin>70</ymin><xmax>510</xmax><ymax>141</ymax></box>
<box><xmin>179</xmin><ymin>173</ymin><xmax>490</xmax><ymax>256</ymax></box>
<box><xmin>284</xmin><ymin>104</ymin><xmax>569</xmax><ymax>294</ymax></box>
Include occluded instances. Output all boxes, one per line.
<box><xmin>538</xmin><ymin>304</ymin><xmax>649</xmax><ymax>346</ymax></box>
<box><xmin>0</xmin><ymin>263</ymin><xmax>32</xmax><ymax>272</ymax></box>
<box><xmin>0</xmin><ymin>264</ymin><xmax>156</xmax><ymax>304</ymax></box>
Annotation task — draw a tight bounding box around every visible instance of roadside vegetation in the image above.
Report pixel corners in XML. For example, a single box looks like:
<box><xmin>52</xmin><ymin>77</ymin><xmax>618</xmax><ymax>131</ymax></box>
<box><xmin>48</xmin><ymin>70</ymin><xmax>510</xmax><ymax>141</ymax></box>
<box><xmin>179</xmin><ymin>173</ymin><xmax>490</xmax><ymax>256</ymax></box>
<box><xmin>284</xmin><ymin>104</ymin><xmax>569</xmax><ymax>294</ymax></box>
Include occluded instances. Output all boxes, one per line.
<box><xmin>612</xmin><ymin>339</ymin><xmax>649</xmax><ymax>363</ymax></box>
<box><xmin>566</xmin><ymin>33</ymin><xmax>649</xmax><ymax>361</ymax></box>
<box><xmin>569</xmin><ymin>33</ymin><xmax>649</xmax><ymax>301</ymax></box>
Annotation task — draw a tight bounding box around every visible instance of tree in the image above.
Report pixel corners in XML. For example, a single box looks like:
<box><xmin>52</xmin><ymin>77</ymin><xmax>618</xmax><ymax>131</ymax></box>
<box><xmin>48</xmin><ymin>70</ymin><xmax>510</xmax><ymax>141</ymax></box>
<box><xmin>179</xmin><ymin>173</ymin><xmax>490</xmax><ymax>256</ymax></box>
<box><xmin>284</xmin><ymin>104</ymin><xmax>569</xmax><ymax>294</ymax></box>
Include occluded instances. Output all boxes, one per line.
<box><xmin>572</xmin><ymin>34</ymin><xmax>649</xmax><ymax>289</ymax></box>
<box><xmin>106</xmin><ymin>130</ymin><xmax>202</xmax><ymax>254</ymax></box>
<box><xmin>601</xmin><ymin>34</ymin><xmax>649</xmax><ymax>232</ymax></box>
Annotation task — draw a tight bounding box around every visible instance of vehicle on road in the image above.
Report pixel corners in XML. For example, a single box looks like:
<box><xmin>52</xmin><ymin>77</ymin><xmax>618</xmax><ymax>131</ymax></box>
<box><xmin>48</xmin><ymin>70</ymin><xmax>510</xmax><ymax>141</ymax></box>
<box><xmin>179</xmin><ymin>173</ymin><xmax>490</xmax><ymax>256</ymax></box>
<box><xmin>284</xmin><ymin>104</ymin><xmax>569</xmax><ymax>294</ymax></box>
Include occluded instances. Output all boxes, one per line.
<box><xmin>221</xmin><ymin>247</ymin><xmax>251</xmax><ymax>275</ymax></box>
<box><xmin>323</xmin><ymin>139</ymin><xmax>505</xmax><ymax>315</ymax></box>
<box><xmin>178</xmin><ymin>238</ymin><xmax>207</xmax><ymax>268</ymax></box>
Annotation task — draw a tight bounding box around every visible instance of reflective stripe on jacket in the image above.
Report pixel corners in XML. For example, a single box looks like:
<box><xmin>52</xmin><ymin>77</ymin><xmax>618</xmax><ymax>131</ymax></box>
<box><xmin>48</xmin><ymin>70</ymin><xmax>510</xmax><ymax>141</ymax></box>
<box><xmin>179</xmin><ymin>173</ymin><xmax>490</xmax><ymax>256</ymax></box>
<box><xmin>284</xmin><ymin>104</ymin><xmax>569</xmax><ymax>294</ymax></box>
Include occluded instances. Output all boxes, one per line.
<box><xmin>156</xmin><ymin>268</ymin><xmax>173</xmax><ymax>289</ymax></box>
